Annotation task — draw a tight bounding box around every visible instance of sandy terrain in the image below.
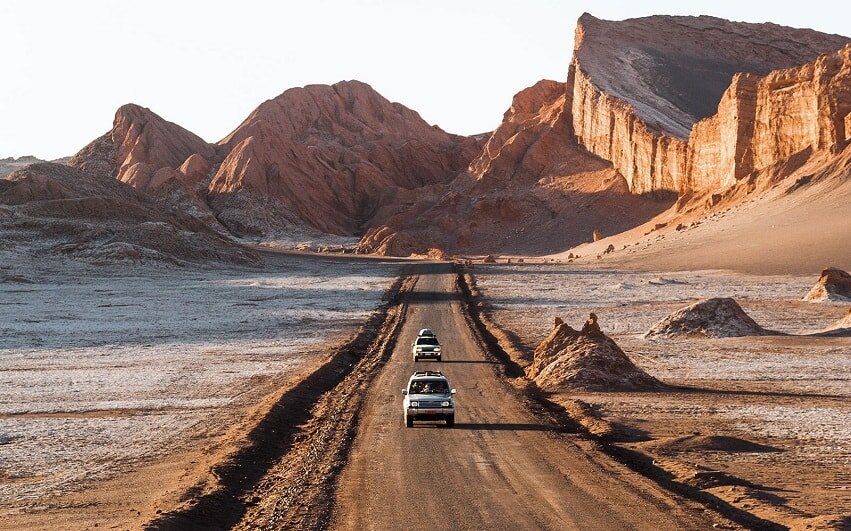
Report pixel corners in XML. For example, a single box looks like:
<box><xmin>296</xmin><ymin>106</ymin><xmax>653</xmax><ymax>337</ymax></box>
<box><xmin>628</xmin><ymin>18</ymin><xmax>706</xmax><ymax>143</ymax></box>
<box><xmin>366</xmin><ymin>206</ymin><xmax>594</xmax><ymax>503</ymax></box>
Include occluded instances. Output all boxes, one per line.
<box><xmin>0</xmin><ymin>251</ymin><xmax>402</xmax><ymax>529</ymax></box>
<box><xmin>562</xmin><ymin>161</ymin><xmax>851</xmax><ymax>275</ymax></box>
<box><xmin>474</xmin><ymin>263</ymin><xmax>851</xmax><ymax>527</ymax></box>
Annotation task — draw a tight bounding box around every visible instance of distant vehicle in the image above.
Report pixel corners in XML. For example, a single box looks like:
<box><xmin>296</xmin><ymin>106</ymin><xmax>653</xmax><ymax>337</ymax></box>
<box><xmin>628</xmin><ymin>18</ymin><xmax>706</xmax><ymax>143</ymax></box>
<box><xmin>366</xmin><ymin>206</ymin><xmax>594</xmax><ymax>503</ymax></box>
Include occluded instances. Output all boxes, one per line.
<box><xmin>412</xmin><ymin>333</ymin><xmax>442</xmax><ymax>362</ymax></box>
<box><xmin>418</xmin><ymin>328</ymin><xmax>436</xmax><ymax>338</ymax></box>
<box><xmin>402</xmin><ymin>371</ymin><xmax>456</xmax><ymax>427</ymax></box>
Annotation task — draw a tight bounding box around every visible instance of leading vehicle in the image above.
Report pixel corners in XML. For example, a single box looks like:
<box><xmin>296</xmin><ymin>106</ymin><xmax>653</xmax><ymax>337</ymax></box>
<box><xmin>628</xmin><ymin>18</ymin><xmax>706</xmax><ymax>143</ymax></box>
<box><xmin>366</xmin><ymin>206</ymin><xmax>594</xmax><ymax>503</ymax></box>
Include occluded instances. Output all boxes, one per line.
<box><xmin>402</xmin><ymin>371</ymin><xmax>456</xmax><ymax>427</ymax></box>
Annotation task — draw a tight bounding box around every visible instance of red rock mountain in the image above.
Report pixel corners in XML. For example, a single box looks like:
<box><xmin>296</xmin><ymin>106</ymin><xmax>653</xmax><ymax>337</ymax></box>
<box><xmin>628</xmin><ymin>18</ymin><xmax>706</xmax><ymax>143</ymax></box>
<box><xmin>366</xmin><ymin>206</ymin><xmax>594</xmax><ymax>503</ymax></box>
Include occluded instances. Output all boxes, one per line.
<box><xmin>208</xmin><ymin>80</ymin><xmax>481</xmax><ymax>236</ymax></box>
<box><xmin>59</xmin><ymin>14</ymin><xmax>850</xmax><ymax>261</ymax></box>
<box><xmin>70</xmin><ymin>82</ymin><xmax>481</xmax><ymax>239</ymax></box>
<box><xmin>71</xmin><ymin>103</ymin><xmax>217</xmax><ymax>191</ymax></box>
<box><xmin>357</xmin><ymin>79</ymin><xmax>673</xmax><ymax>255</ymax></box>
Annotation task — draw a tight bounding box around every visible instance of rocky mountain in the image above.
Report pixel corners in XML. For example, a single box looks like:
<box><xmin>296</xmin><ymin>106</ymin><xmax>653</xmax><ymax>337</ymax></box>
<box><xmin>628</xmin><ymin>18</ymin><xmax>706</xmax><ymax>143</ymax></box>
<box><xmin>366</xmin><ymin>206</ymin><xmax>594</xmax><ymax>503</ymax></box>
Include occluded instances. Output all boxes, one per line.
<box><xmin>70</xmin><ymin>103</ymin><xmax>218</xmax><ymax>188</ymax></box>
<box><xmin>16</xmin><ymin>13</ymin><xmax>848</xmax><ymax>263</ymax></box>
<box><xmin>361</xmin><ymin>15</ymin><xmax>851</xmax><ymax>257</ymax></box>
<box><xmin>571</xmin><ymin>14</ymin><xmax>851</xmax><ymax>194</ymax></box>
<box><xmin>69</xmin><ymin>81</ymin><xmax>482</xmax><ymax>240</ymax></box>
<box><xmin>0</xmin><ymin>162</ymin><xmax>256</xmax><ymax>265</ymax></box>
<box><xmin>358</xmin><ymin>80</ymin><xmax>673</xmax><ymax>255</ymax></box>
<box><xmin>208</xmin><ymin>80</ymin><xmax>481</xmax><ymax>237</ymax></box>
<box><xmin>1</xmin><ymin>155</ymin><xmax>70</xmax><ymax>178</ymax></box>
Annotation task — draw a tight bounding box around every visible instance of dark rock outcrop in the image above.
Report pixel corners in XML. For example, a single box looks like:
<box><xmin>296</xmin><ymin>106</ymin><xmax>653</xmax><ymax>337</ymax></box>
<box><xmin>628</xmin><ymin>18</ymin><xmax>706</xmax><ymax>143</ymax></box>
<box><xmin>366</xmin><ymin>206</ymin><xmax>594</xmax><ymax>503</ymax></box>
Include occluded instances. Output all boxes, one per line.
<box><xmin>0</xmin><ymin>163</ymin><xmax>256</xmax><ymax>265</ymax></box>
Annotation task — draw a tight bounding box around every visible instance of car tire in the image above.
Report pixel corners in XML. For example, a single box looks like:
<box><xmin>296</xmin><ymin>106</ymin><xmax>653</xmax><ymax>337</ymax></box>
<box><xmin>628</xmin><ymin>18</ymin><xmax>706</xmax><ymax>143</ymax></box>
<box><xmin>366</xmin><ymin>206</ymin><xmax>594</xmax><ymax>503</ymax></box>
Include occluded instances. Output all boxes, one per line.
<box><xmin>436</xmin><ymin>356</ymin><xmax>442</xmax><ymax>362</ymax></box>
<box><xmin>413</xmin><ymin>355</ymin><xmax>418</xmax><ymax>362</ymax></box>
<box><xmin>445</xmin><ymin>414</ymin><xmax>454</xmax><ymax>427</ymax></box>
<box><xmin>406</xmin><ymin>415</ymin><xmax>414</xmax><ymax>428</ymax></box>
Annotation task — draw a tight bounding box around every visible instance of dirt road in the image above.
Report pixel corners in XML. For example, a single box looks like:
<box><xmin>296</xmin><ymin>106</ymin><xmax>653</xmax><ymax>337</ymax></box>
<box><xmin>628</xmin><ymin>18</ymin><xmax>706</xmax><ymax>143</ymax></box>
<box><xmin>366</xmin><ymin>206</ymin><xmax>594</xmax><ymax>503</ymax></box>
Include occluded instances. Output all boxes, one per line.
<box><xmin>332</xmin><ymin>264</ymin><xmax>720</xmax><ymax>530</ymax></box>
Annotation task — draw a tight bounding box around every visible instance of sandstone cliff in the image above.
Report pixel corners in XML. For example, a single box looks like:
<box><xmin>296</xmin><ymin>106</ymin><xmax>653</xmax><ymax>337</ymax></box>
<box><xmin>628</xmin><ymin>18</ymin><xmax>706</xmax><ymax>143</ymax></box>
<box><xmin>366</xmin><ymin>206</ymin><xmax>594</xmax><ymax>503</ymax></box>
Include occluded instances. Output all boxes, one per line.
<box><xmin>571</xmin><ymin>14</ymin><xmax>851</xmax><ymax>194</ymax></box>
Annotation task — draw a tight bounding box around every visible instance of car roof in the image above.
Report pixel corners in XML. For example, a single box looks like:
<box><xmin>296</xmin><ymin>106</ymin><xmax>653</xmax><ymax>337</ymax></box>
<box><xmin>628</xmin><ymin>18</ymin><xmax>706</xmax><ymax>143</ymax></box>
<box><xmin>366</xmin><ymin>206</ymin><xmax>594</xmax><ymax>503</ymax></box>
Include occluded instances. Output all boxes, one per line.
<box><xmin>408</xmin><ymin>370</ymin><xmax>447</xmax><ymax>381</ymax></box>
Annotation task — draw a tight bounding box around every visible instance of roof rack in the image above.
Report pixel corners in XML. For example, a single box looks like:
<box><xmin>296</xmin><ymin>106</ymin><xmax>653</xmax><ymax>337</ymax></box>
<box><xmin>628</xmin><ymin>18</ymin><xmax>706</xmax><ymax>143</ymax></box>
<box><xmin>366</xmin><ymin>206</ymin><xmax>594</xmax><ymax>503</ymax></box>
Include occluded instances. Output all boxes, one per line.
<box><xmin>413</xmin><ymin>370</ymin><xmax>444</xmax><ymax>377</ymax></box>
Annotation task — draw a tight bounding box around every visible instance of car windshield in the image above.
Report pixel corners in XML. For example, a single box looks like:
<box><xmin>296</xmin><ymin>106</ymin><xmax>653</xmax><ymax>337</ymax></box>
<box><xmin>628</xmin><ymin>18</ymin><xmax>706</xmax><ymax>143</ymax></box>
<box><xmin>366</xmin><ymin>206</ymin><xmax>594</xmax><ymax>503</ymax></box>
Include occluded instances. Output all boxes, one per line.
<box><xmin>409</xmin><ymin>379</ymin><xmax>449</xmax><ymax>394</ymax></box>
<box><xmin>416</xmin><ymin>337</ymin><xmax>439</xmax><ymax>345</ymax></box>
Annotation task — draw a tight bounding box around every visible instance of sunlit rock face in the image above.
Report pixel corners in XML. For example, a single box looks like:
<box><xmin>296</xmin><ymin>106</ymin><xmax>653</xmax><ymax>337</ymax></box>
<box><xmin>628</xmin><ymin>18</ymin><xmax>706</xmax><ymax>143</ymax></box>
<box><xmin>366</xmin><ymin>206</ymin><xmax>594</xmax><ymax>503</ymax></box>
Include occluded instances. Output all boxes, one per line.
<box><xmin>208</xmin><ymin>80</ymin><xmax>482</xmax><ymax>236</ymax></box>
<box><xmin>570</xmin><ymin>13</ymin><xmax>851</xmax><ymax>194</ymax></box>
<box><xmin>71</xmin><ymin>103</ymin><xmax>217</xmax><ymax>192</ymax></box>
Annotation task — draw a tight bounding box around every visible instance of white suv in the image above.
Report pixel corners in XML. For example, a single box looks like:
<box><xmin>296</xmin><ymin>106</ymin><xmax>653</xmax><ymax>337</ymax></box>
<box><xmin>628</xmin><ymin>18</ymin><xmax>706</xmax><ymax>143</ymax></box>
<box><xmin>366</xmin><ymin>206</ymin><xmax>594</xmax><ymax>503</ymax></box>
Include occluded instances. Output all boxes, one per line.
<box><xmin>402</xmin><ymin>371</ymin><xmax>456</xmax><ymax>427</ymax></box>
<box><xmin>412</xmin><ymin>329</ymin><xmax>442</xmax><ymax>362</ymax></box>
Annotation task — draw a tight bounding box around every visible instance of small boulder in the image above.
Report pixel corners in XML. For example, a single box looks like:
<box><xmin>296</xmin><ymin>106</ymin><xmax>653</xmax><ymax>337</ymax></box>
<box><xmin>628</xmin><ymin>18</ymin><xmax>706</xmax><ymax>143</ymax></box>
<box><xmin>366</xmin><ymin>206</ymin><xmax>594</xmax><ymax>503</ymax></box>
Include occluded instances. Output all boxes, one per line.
<box><xmin>483</xmin><ymin>255</ymin><xmax>498</xmax><ymax>263</ymax></box>
<box><xmin>421</xmin><ymin>247</ymin><xmax>449</xmax><ymax>260</ymax></box>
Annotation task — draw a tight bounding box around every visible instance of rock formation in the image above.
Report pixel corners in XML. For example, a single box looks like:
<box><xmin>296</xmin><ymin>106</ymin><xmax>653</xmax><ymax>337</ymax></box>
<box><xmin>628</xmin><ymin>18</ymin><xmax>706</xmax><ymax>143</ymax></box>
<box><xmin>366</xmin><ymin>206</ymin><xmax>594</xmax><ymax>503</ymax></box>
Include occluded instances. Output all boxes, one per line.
<box><xmin>571</xmin><ymin>14</ymin><xmax>851</xmax><ymax>194</ymax></box>
<box><xmin>1</xmin><ymin>156</ymin><xmax>69</xmax><ymax>178</ymax></box>
<box><xmin>0</xmin><ymin>163</ymin><xmax>256</xmax><ymax>265</ymax></box>
<box><xmin>71</xmin><ymin>104</ymin><xmax>217</xmax><ymax>189</ymax></box>
<box><xmin>804</xmin><ymin>267</ymin><xmax>851</xmax><ymax>302</ymax></box>
<box><xmin>357</xmin><ymin>79</ymin><xmax>673</xmax><ymax>256</ymax></box>
<box><xmin>42</xmin><ymin>14</ymin><xmax>851</xmax><ymax>260</ymax></box>
<box><xmin>645</xmin><ymin>298</ymin><xmax>775</xmax><ymax>339</ymax></box>
<box><xmin>67</xmin><ymin>82</ymin><xmax>482</xmax><ymax>241</ymax></box>
<box><xmin>528</xmin><ymin>317</ymin><xmax>662</xmax><ymax>391</ymax></box>
<box><xmin>821</xmin><ymin>309</ymin><xmax>851</xmax><ymax>335</ymax></box>
<box><xmin>208</xmin><ymin>80</ymin><xmax>481</xmax><ymax>237</ymax></box>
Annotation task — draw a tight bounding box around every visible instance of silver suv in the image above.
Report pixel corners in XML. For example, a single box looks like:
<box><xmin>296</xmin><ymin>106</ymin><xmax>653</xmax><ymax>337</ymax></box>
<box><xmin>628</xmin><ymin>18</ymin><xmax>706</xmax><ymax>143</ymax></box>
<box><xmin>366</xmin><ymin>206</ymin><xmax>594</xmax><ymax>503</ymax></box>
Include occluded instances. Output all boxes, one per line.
<box><xmin>402</xmin><ymin>371</ymin><xmax>456</xmax><ymax>427</ymax></box>
<box><xmin>411</xmin><ymin>329</ymin><xmax>442</xmax><ymax>362</ymax></box>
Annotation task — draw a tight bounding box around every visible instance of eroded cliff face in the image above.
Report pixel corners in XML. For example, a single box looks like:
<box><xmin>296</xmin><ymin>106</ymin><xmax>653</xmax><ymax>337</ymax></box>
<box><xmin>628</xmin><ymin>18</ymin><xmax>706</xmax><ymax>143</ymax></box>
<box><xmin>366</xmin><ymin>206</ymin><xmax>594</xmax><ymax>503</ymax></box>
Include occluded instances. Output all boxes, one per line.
<box><xmin>468</xmin><ymin>79</ymin><xmax>571</xmax><ymax>182</ymax></box>
<box><xmin>571</xmin><ymin>14</ymin><xmax>851</xmax><ymax>194</ymax></box>
<box><xmin>571</xmin><ymin>65</ymin><xmax>689</xmax><ymax>193</ymax></box>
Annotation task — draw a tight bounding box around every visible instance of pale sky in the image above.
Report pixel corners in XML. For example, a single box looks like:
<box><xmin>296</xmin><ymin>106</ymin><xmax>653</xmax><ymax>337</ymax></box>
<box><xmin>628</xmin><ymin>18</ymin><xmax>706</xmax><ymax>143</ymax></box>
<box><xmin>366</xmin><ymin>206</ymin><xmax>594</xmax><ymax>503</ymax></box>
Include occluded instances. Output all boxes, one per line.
<box><xmin>1</xmin><ymin>0</ymin><xmax>849</xmax><ymax>160</ymax></box>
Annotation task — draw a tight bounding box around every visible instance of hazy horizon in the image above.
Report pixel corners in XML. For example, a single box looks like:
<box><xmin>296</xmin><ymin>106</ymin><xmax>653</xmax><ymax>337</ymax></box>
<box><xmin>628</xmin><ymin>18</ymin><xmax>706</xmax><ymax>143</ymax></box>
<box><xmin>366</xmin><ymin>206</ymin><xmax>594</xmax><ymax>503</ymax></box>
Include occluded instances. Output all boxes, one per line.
<box><xmin>2</xmin><ymin>0</ymin><xmax>849</xmax><ymax>160</ymax></box>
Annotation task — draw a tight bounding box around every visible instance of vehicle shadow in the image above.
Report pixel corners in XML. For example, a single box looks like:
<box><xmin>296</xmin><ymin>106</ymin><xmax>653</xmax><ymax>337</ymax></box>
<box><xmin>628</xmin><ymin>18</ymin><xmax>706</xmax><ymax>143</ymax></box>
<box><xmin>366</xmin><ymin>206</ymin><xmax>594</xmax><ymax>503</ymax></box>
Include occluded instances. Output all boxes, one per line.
<box><xmin>434</xmin><ymin>360</ymin><xmax>499</xmax><ymax>365</ymax></box>
<box><xmin>449</xmin><ymin>422</ymin><xmax>566</xmax><ymax>432</ymax></box>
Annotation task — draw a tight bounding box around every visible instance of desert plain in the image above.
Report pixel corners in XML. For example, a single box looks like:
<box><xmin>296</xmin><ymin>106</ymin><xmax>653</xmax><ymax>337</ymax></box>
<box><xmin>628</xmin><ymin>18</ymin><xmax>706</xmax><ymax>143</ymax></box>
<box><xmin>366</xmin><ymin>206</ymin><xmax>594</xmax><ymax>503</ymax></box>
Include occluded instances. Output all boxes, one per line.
<box><xmin>1</xmin><ymin>6</ymin><xmax>850</xmax><ymax>531</ymax></box>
